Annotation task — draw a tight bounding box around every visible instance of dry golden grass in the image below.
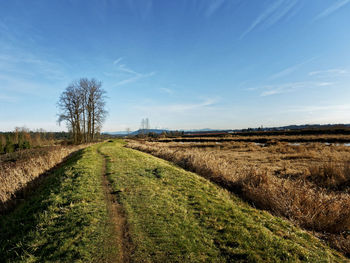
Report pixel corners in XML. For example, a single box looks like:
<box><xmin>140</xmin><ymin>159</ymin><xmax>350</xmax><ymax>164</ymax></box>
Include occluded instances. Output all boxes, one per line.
<box><xmin>156</xmin><ymin>134</ymin><xmax>350</xmax><ymax>145</ymax></box>
<box><xmin>127</xmin><ymin>139</ymin><xmax>350</xmax><ymax>255</ymax></box>
<box><xmin>307</xmin><ymin>161</ymin><xmax>350</xmax><ymax>190</ymax></box>
<box><xmin>0</xmin><ymin>145</ymin><xmax>88</xmax><ymax>211</ymax></box>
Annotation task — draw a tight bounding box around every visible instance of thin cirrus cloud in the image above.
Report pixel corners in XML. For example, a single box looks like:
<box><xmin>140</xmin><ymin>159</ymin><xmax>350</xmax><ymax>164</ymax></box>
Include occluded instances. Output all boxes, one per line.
<box><xmin>113</xmin><ymin>57</ymin><xmax>123</xmax><ymax>65</ymax></box>
<box><xmin>269</xmin><ymin>57</ymin><xmax>316</xmax><ymax>80</ymax></box>
<box><xmin>288</xmin><ymin>104</ymin><xmax>350</xmax><ymax>113</ymax></box>
<box><xmin>113</xmin><ymin>71</ymin><xmax>155</xmax><ymax>87</ymax></box>
<box><xmin>204</xmin><ymin>0</ymin><xmax>226</xmax><ymax>17</ymax></box>
<box><xmin>0</xmin><ymin>50</ymin><xmax>65</xmax><ymax>81</ymax></box>
<box><xmin>0</xmin><ymin>47</ymin><xmax>67</xmax><ymax>97</ymax></box>
<box><xmin>107</xmin><ymin>58</ymin><xmax>156</xmax><ymax>87</ymax></box>
<box><xmin>239</xmin><ymin>0</ymin><xmax>299</xmax><ymax>40</ymax></box>
<box><xmin>0</xmin><ymin>73</ymin><xmax>59</xmax><ymax>96</ymax></box>
<box><xmin>260</xmin><ymin>81</ymin><xmax>333</xmax><ymax>96</ymax></box>
<box><xmin>159</xmin><ymin>87</ymin><xmax>173</xmax><ymax>95</ymax></box>
<box><xmin>314</xmin><ymin>0</ymin><xmax>350</xmax><ymax>21</ymax></box>
<box><xmin>309</xmin><ymin>68</ymin><xmax>348</xmax><ymax>77</ymax></box>
<box><xmin>135</xmin><ymin>98</ymin><xmax>218</xmax><ymax>114</ymax></box>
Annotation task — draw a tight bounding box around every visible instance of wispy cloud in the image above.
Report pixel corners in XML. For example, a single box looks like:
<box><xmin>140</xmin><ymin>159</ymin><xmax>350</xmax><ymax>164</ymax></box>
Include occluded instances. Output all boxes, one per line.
<box><xmin>117</xmin><ymin>64</ymin><xmax>142</xmax><ymax>75</ymax></box>
<box><xmin>114</xmin><ymin>71</ymin><xmax>155</xmax><ymax>86</ymax></box>
<box><xmin>159</xmin><ymin>88</ymin><xmax>173</xmax><ymax>95</ymax></box>
<box><xmin>261</xmin><ymin>84</ymin><xmax>297</xmax><ymax>96</ymax></box>
<box><xmin>288</xmin><ymin>104</ymin><xmax>350</xmax><ymax>113</ymax></box>
<box><xmin>113</xmin><ymin>57</ymin><xmax>123</xmax><ymax>65</ymax></box>
<box><xmin>309</xmin><ymin>68</ymin><xmax>348</xmax><ymax>77</ymax></box>
<box><xmin>314</xmin><ymin>0</ymin><xmax>350</xmax><ymax>21</ymax></box>
<box><xmin>135</xmin><ymin>98</ymin><xmax>218</xmax><ymax>113</ymax></box>
<box><xmin>239</xmin><ymin>0</ymin><xmax>299</xmax><ymax>39</ymax></box>
<box><xmin>0</xmin><ymin>73</ymin><xmax>58</xmax><ymax>96</ymax></box>
<box><xmin>285</xmin><ymin>104</ymin><xmax>350</xmax><ymax>124</ymax></box>
<box><xmin>204</xmin><ymin>0</ymin><xmax>226</xmax><ymax>17</ymax></box>
<box><xmin>108</xmin><ymin>61</ymin><xmax>155</xmax><ymax>87</ymax></box>
<box><xmin>260</xmin><ymin>81</ymin><xmax>333</xmax><ymax>96</ymax></box>
<box><xmin>0</xmin><ymin>52</ymin><xmax>65</xmax><ymax>80</ymax></box>
<box><xmin>0</xmin><ymin>47</ymin><xmax>67</xmax><ymax>98</ymax></box>
<box><xmin>269</xmin><ymin>57</ymin><xmax>316</xmax><ymax>80</ymax></box>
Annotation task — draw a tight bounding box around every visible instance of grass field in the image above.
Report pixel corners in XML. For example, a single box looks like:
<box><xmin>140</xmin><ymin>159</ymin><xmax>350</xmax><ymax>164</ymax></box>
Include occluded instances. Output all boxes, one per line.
<box><xmin>1</xmin><ymin>140</ymin><xmax>348</xmax><ymax>262</ymax></box>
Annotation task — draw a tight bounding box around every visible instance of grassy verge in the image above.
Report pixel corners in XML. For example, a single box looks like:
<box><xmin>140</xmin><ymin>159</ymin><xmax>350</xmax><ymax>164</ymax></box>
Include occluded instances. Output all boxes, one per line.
<box><xmin>100</xmin><ymin>140</ymin><xmax>347</xmax><ymax>262</ymax></box>
<box><xmin>0</xmin><ymin>145</ymin><xmax>112</xmax><ymax>262</ymax></box>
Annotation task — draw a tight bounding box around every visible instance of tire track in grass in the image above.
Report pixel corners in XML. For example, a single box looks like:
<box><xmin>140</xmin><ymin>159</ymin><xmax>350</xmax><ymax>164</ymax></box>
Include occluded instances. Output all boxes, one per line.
<box><xmin>98</xmin><ymin>146</ymin><xmax>132</xmax><ymax>263</ymax></box>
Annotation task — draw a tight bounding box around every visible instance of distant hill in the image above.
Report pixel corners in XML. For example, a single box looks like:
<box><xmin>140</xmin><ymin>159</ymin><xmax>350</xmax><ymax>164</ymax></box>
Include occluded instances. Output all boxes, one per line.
<box><xmin>130</xmin><ymin>129</ymin><xmax>168</xmax><ymax>135</ymax></box>
<box><xmin>105</xmin><ymin>124</ymin><xmax>350</xmax><ymax>137</ymax></box>
<box><xmin>106</xmin><ymin>131</ymin><xmax>130</xmax><ymax>135</ymax></box>
<box><xmin>105</xmin><ymin>129</ymin><xmax>169</xmax><ymax>136</ymax></box>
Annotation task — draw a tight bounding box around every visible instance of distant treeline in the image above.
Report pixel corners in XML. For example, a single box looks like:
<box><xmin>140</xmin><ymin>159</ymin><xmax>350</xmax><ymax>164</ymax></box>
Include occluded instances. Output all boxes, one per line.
<box><xmin>0</xmin><ymin>128</ymin><xmax>70</xmax><ymax>154</ymax></box>
<box><xmin>181</xmin><ymin>127</ymin><xmax>350</xmax><ymax>138</ymax></box>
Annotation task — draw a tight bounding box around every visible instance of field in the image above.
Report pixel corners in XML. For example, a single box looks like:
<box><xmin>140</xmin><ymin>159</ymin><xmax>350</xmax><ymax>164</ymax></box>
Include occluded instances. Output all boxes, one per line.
<box><xmin>1</xmin><ymin>140</ymin><xmax>348</xmax><ymax>262</ymax></box>
<box><xmin>127</xmin><ymin>138</ymin><xmax>350</xmax><ymax>256</ymax></box>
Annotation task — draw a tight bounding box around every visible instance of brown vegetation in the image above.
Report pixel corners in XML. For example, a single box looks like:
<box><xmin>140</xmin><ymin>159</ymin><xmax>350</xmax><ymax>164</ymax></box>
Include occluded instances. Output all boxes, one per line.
<box><xmin>0</xmin><ymin>144</ymin><xmax>88</xmax><ymax>212</ymax></box>
<box><xmin>155</xmin><ymin>134</ymin><xmax>350</xmax><ymax>144</ymax></box>
<box><xmin>127</xmin><ymin>139</ymin><xmax>350</xmax><ymax>255</ymax></box>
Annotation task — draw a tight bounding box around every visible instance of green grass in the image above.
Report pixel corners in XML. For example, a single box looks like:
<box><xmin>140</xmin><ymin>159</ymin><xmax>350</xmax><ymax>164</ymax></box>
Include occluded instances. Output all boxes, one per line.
<box><xmin>100</xmin><ymin>140</ymin><xmax>348</xmax><ymax>263</ymax></box>
<box><xmin>0</xmin><ymin>145</ymin><xmax>113</xmax><ymax>263</ymax></box>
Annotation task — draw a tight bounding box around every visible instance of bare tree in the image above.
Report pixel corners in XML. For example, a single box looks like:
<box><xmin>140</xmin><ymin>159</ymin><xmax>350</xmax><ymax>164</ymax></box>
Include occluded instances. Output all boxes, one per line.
<box><xmin>58</xmin><ymin>78</ymin><xmax>107</xmax><ymax>144</ymax></box>
<box><xmin>79</xmin><ymin>78</ymin><xmax>89</xmax><ymax>142</ymax></box>
<box><xmin>58</xmin><ymin>84</ymin><xmax>82</xmax><ymax>143</ymax></box>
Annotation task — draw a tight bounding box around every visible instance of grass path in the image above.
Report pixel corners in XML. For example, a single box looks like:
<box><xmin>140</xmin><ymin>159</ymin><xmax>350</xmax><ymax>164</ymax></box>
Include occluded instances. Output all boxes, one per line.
<box><xmin>98</xmin><ymin>146</ymin><xmax>131</xmax><ymax>263</ymax></box>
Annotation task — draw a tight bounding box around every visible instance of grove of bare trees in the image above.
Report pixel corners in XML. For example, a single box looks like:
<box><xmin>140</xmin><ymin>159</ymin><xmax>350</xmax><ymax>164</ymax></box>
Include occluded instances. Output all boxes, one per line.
<box><xmin>58</xmin><ymin>78</ymin><xmax>107</xmax><ymax>144</ymax></box>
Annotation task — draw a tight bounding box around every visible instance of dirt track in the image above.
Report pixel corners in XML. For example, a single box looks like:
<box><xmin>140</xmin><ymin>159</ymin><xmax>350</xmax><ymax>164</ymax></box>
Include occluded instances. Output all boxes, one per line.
<box><xmin>99</xmin><ymin>149</ymin><xmax>132</xmax><ymax>263</ymax></box>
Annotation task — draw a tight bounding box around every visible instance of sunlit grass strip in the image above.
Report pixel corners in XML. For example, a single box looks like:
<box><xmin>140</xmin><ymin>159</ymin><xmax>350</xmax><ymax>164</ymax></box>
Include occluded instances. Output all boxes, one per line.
<box><xmin>0</xmin><ymin>145</ymin><xmax>112</xmax><ymax>262</ymax></box>
<box><xmin>101</xmin><ymin>141</ymin><xmax>346</xmax><ymax>262</ymax></box>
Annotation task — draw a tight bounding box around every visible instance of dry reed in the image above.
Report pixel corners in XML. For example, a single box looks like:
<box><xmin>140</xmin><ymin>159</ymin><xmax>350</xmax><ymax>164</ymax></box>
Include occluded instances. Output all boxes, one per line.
<box><xmin>0</xmin><ymin>145</ymin><xmax>88</xmax><ymax>211</ymax></box>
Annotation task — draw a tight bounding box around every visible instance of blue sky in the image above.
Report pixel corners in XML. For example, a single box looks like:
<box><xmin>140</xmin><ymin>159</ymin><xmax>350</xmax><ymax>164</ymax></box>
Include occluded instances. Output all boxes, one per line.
<box><xmin>0</xmin><ymin>0</ymin><xmax>350</xmax><ymax>132</ymax></box>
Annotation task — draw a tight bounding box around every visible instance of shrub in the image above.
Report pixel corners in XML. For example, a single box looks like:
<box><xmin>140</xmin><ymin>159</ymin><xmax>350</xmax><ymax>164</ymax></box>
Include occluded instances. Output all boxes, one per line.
<box><xmin>20</xmin><ymin>141</ymin><xmax>31</xmax><ymax>150</ymax></box>
<box><xmin>4</xmin><ymin>141</ymin><xmax>15</xmax><ymax>154</ymax></box>
<box><xmin>0</xmin><ymin>141</ymin><xmax>3</xmax><ymax>154</ymax></box>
